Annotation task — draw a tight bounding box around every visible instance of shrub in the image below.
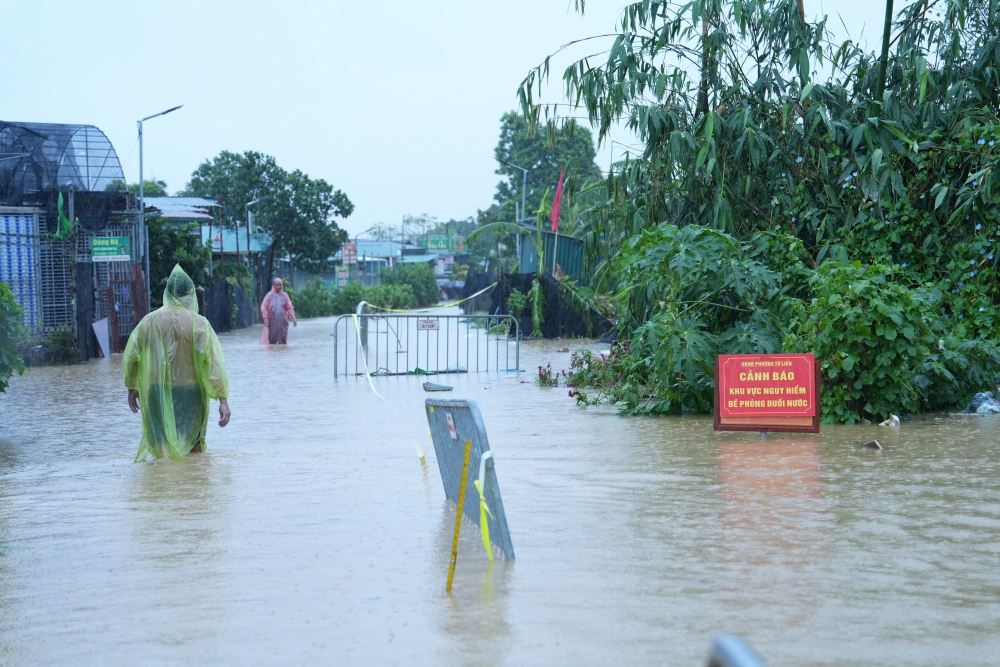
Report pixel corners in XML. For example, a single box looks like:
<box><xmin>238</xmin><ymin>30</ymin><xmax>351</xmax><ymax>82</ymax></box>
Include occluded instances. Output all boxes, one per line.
<box><xmin>785</xmin><ymin>261</ymin><xmax>1000</xmax><ymax>423</ymax></box>
<box><xmin>599</xmin><ymin>223</ymin><xmax>798</xmax><ymax>413</ymax></box>
<box><xmin>0</xmin><ymin>283</ymin><xmax>25</xmax><ymax>392</ymax></box>
<box><xmin>293</xmin><ymin>281</ymin><xmax>336</xmax><ymax>318</ymax></box>
<box><xmin>366</xmin><ymin>284</ymin><xmax>416</xmax><ymax>310</ymax></box>
<box><xmin>331</xmin><ymin>283</ymin><xmax>368</xmax><ymax>314</ymax></box>
<box><xmin>381</xmin><ymin>263</ymin><xmax>439</xmax><ymax>307</ymax></box>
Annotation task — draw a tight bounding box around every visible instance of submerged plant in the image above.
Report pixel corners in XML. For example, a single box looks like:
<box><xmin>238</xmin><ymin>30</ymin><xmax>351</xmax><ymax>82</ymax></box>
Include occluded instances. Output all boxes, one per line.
<box><xmin>536</xmin><ymin>363</ymin><xmax>560</xmax><ymax>387</ymax></box>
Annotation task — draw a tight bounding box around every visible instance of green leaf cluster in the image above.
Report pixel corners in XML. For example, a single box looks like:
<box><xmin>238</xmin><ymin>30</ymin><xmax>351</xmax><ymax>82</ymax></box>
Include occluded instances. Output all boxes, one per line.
<box><xmin>288</xmin><ymin>281</ymin><xmax>422</xmax><ymax>319</ymax></box>
<box><xmin>184</xmin><ymin>151</ymin><xmax>353</xmax><ymax>278</ymax></box>
<box><xmin>573</xmin><ymin>223</ymin><xmax>799</xmax><ymax>413</ymax></box>
<box><xmin>522</xmin><ymin>0</ymin><xmax>1000</xmax><ymax>421</ymax></box>
<box><xmin>147</xmin><ymin>215</ymin><xmax>211</xmax><ymax>306</ymax></box>
<box><xmin>380</xmin><ymin>263</ymin><xmax>439</xmax><ymax>308</ymax></box>
<box><xmin>492</xmin><ymin>112</ymin><xmax>602</xmax><ymax>224</ymax></box>
<box><xmin>0</xmin><ymin>282</ymin><xmax>25</xmax><ymax>392</ymax></box>
<box><xmin>785</xmin><ymin>262</ymin><xmax>1000</xmax><ymax>423</ymax></box>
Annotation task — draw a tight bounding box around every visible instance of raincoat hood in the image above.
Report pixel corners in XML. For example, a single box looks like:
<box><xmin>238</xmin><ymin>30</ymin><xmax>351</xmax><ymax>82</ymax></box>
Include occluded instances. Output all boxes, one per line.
<box><xmin>163</xmin><ymin>264</ymin><xmax>198</xmax><ymax>313</ymax></box>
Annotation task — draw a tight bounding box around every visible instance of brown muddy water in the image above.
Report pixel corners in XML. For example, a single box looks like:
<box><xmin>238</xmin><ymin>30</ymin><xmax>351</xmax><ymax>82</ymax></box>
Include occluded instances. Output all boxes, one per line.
<box><xmin>0</xmin><ymin>314</ymin><xmax>998</xmax><ymax>666</ymax></box>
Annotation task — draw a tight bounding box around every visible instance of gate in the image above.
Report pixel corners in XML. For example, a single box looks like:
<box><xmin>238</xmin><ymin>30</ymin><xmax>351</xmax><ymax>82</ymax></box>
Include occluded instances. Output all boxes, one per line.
<box><xmin>332</xmin><ymin>313</ymin><xmax>519</xmax><ymax>377</ymax></box>
<box><xmin>98</xmin><ymin>261</ymin><xmax>147</xmax><ymax>352</ymax></box>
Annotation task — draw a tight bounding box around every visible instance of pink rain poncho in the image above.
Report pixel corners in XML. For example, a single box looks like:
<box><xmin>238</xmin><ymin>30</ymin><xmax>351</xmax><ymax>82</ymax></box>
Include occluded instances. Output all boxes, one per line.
<box><xmin>261</xmin><ymin>284</ymin><xmax>295</xmax><ymax>344</ymax></box>
<box><xmin>123</xmin><ymin>265</ymin><xmax>229</xmax><ymax>462</ymax></box>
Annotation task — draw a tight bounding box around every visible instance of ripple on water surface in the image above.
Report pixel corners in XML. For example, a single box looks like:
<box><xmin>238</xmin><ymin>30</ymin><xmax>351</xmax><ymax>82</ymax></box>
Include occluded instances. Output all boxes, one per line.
<box><xmin>0</xmin><ymin>321</ymin><xmax>998</xmax><ymax>666</ymax></box>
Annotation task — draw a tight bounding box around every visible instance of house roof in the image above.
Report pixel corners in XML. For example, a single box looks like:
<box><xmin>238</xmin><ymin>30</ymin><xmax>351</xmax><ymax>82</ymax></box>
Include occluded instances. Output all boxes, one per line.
<box><xmin>201</xmin><ymin>227</ymin><xmax>272</xmax><ymax>253</ymax></box>
<box><xmin>145</xmin><ymin>196</ymin><xmax>219</xmax><ymax>219</ymax></box>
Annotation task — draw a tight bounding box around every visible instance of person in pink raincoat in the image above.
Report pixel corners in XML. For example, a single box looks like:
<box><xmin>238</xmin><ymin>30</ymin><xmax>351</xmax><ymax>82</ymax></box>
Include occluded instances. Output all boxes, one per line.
<box><xmin>261</xmin><ymin>278</ymin><xmax>297</xmax><ymax>344</ymax></box>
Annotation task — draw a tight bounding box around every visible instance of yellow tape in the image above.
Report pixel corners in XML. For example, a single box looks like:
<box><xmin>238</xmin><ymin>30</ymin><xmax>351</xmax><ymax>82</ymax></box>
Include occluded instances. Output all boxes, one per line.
<box><xmin>363</xmin><ymin>282</ymin><xmax>497</xmax><ymax>314</ymax></box>
<box><xmin>475</xmin><ymin>451</ymin><xmax>495</xmax><ymax>561</ymax></box>
<box><xmin>473</xmin><ymin>479</ymin><xmax>494</xmax><ymax>562</ymax></box>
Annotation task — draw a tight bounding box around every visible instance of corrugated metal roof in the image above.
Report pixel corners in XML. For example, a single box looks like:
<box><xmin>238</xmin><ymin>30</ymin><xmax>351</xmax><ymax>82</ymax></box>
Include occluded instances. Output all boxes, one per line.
<box><xmin>145</xmin><ymin>196</ymin><xmax>220</xmax><ymax>209</ymax></box>
<box><xmin>398</xmin><ymin>253</ymin><xmax>435</xmax><ymax>264</ymax></box>
<box><xmin>146</xmin><ymin>196</ymin><xmax>218</xmax><ymax>220</ymax></box>
<box><xmin>201</xmin><ymin>227</ymin><xmax>272</xmax><ymax>253</ymax></box>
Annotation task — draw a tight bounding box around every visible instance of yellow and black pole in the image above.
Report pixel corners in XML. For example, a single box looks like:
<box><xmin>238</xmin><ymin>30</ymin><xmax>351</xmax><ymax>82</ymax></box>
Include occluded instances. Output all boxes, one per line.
<box><xmin>446</xmin><ymin>439</ymin><xmax>473</xmax><ymax>592</ymax></box>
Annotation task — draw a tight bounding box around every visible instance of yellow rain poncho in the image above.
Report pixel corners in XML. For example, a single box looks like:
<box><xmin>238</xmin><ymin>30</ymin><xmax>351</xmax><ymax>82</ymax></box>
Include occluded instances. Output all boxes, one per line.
<box><xmin>123</xmin><ymin>265</ymin><xmax>229</xmax><ymax>462</ymax></box>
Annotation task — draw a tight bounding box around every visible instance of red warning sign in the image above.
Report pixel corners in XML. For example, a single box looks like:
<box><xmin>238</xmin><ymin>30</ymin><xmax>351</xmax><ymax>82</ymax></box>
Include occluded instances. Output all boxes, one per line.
<box><xmin>714</xmin><ymin>354</ymin><xmax>820</xmax><ymax>432</ymax></box>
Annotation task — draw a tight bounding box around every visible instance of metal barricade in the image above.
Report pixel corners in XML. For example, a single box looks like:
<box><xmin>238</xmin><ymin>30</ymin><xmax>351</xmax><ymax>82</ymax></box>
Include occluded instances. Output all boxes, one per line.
<box><xmin>332</xmin><ymin>313</ymin><xmax>519</xmax><ymax>377</ymax></box>
<box><xmin>706</xmin><ymin>635</ymin><xmax>768</xmax><ymax>667</ymax></box>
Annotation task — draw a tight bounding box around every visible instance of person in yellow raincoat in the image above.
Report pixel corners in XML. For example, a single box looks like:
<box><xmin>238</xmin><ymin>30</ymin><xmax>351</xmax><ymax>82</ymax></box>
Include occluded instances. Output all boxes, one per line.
<box><xmin>123</xmin><ymin>265</ymin><xmax>231</xmax><ymax>461</ymax></box>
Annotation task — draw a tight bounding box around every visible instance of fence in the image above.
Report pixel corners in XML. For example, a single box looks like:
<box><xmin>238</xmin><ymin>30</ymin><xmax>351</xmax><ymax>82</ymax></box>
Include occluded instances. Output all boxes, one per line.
<box><xmin>2</xmin><ymin>209</ymin><xmax>145</xmax><ymax>354</ymax></box>
<box><xmin>332</xmin><ymin>313</ymin><xmax>519</xmax><ymax>377</ymax></box>
<box><xmin>0</xmin><ymin>211</ymin><xmax>42</xmax><ymax>330</ymax></box>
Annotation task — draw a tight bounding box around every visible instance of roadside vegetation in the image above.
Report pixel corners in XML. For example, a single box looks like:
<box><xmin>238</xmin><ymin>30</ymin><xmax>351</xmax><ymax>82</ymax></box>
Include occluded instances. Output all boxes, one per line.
<box><xmin>519</xmin><ymin>0</ymin><xmax>1000</xmax><ymax>422</ymax></box>
<box><xmin>290</xmin><ymin>262</ymin><xmax>440</xmax><ymax>318</ymax></box>
<box><xmin>0</xmin><ymin>283</ymin><xmax>25</xmax><ymax>391</ymax></box>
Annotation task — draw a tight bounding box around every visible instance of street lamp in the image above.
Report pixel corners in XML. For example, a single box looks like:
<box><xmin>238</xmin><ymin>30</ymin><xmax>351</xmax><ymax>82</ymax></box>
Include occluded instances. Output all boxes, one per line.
<box><xmin>246</xmin><ymin>194</ymin><xmax>273</xmax><ymax>246</ymax></box>
<box><xmin>138</xmin><ymin>104</ymin><xmax>183</xmax><ymax>310</ymax></box>
<box><xmin>497</xmin><ymin>158</ymin><xmax>530</xmax><ymax>267</ymax></box>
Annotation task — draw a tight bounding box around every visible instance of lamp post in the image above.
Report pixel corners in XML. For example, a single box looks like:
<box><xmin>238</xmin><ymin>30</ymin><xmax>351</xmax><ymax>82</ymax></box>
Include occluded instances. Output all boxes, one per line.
<box><xmin>138</xmin><ymin>104</ymin><xmax>182</xmax><ymax>310</ymax></box>
<box><xmin>497</xmin><ymin>158</ymin><xmax>529</xmax><ymax>269</ymax></box>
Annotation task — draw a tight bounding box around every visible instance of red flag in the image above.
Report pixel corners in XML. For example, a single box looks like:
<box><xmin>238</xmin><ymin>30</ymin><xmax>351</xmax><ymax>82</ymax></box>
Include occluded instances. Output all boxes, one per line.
<box><xmin>550</xmin><ymin>167</ymin><xmax>565</xmax><ymax>233</ymax></box>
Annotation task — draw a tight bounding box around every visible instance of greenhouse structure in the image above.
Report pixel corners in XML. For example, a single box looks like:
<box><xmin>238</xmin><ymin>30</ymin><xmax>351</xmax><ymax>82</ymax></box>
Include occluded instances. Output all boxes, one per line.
<box><xmin>0</xmin><ymin>121</ymin><xmax>146</xmax><ymax>360</ymax></box>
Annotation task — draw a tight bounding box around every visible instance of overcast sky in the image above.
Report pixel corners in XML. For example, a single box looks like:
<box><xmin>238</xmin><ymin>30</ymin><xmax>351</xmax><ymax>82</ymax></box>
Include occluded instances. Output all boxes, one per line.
<box><xmin>6</xmin><ymin>1</ymin><xmax>884</xmax><ymax>236</ymax></box>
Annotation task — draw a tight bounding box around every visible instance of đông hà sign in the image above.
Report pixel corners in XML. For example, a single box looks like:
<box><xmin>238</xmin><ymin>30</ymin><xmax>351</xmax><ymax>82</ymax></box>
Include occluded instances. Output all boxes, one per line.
<box><xmin>714</xmin><ymin>353</ymin><xmax>820</xmax><ymax>433</ymax></box>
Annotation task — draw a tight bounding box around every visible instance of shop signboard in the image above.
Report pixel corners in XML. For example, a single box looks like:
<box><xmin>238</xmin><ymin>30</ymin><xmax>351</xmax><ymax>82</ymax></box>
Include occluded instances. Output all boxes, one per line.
<box><xmin>714</xmin><ymin>353</ymin><xmax>820</xmax><ymax>433</ymax></box>
<box><xmin>91</xmin><ymin>237</ymin><xmax>131</xmax><ymax>262</ymax></box>
<box><xmin>425</xmin><ymin>235</ymin><xmax>449</xmax><ymax>251</ymax></box>
<box><xmin>336</xmin><ymin>266</ymin><xmax>349</xmax><ymax>288</ymax></box>
<box><xmin>424</xmin><ymin>235</ymin><xmax>464</xmax><ymax>252</ymax></box>
<box><xmin>342</xmin><ymin>242</ymin><xmax>357</xmax><ymax>265</ymax></box>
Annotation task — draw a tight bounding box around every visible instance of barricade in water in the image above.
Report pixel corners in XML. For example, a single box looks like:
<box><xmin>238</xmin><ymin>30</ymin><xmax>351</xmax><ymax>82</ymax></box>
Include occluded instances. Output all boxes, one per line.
<box><xmin>332</xmin><ymin>313</ymin><xmax>519</xmax><ymax>377</ymax></box>
<box><xmin>706</xmin><ymin>635</ymin><xmax>768</xmax><ymax>667</ymax></box>
<box><xmin>425</xmin><ymin>398</ymin><xmax>515</xmax><ymax>561</ymax></box>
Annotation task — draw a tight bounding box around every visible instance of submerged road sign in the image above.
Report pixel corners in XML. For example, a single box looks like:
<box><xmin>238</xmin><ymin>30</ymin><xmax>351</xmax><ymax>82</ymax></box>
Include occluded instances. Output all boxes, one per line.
<box><xmin>425</xmin><ymin>398</ymin><xmax>515</xmax><ymax>560</ymax></box>
<box><xmin>714</xmin><ymin>354</ymin><xmax>820</xmax><ymax>433</ymax></box>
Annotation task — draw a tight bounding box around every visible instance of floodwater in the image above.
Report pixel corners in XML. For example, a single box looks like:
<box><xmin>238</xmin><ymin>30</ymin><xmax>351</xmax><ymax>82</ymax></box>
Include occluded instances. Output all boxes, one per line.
<box><xmin>0</xmin><ymin>314</ymin><xmax>998</xmax><ymax>667</ymax></box>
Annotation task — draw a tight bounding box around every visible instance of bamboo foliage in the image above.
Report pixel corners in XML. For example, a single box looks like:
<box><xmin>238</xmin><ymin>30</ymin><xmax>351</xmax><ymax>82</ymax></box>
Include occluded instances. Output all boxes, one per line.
<box><xmin>517</xmin><ymin>0</ymin><xmax>1000</xmax><ymax>294</ymax></box>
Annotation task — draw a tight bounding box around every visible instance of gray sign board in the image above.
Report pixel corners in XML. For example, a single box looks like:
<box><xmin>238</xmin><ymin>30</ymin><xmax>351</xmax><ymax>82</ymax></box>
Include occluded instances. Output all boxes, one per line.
<box><xmin>425</xmin><ymin>398</ymin><xmax>515</xmax><ymax>560</ymax></box>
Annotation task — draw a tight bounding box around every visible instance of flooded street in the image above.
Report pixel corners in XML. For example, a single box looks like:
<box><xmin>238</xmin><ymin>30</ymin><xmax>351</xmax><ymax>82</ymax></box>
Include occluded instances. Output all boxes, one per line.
<box><xmin>1</xmin><ymin>315</ymin><xmax>998</xmax><ymax>666</ymax></box>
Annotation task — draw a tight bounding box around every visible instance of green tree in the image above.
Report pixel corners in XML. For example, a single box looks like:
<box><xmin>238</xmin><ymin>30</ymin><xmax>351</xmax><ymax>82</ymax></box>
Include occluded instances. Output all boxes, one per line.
<box><xmin>381</xmin><ymin>262</ymin><xmax>439</xmax><ymax>307</ymax></box>
<box><xmin>183</xmin><ymin>151</ymin><xmax>353</xmax><ymax>280</ymax></box>
<box><xmin>104</xmin><ymin>179</ymin><xmax>169</xmax><ymax>197</ymax></box>
<box><xmin>427</xmin><ymin>216</ymin><xmax>476</xmax><ymax>237</ymax></box>
<box><xmin>518</xmin><ymin>0</ymin><xmax>1000</xmax><ymax>421</ymax></box>
<box><xmin>0</xmin><ymin>283</ymin><xmax>25</xmax><ymax>392</ymax></box>
<box><xmin>146</xmin><ymin>215</ymin><xmax>211</xmax><ymax>307</ymax></box>
<box><xmin>492</xmin><ymin>111</ymin><xmax>602</xmax><ymax>225</ymax></box>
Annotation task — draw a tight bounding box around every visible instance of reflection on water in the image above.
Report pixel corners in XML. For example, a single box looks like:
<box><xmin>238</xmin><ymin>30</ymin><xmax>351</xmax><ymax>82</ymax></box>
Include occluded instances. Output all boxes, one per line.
<box><xmin>0</xmin><ymin>323</ymin><xmax>998</xmax><ymax>665</ymax></box>
<box><xmin>435</xmin><ymin>503</ymin><xmax>513</xmax><ymax>667</ymax></box>
<box><xmin>717</xmin><ymin>438</ymin><xmax>826</xmax><ymax>564</ymax></box>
